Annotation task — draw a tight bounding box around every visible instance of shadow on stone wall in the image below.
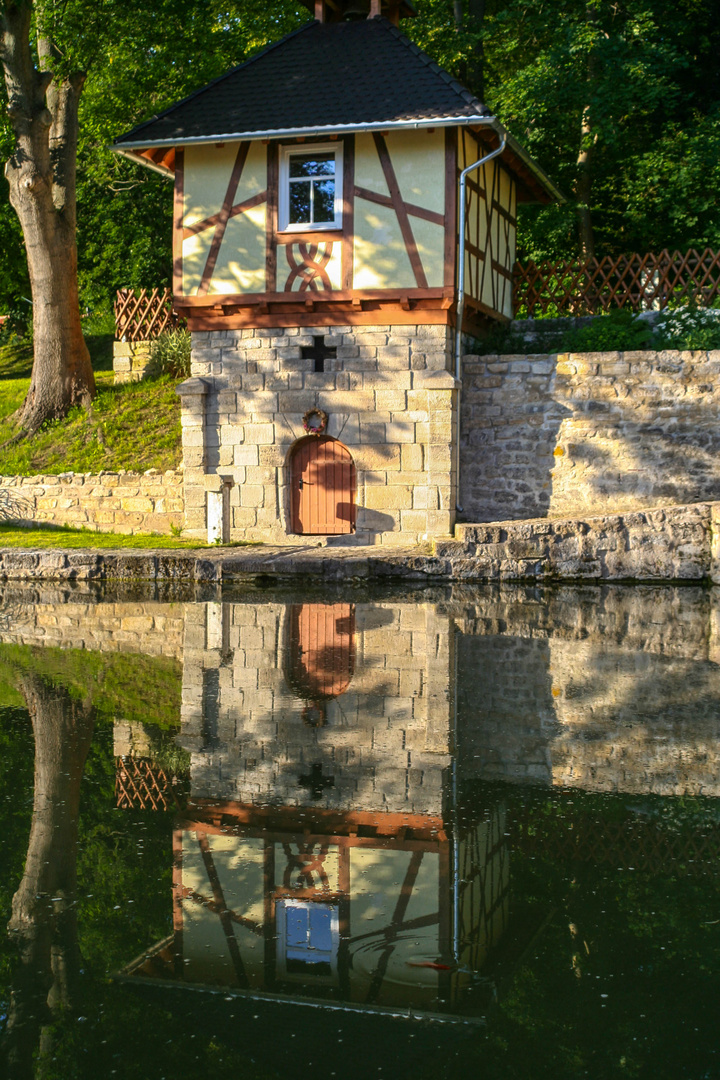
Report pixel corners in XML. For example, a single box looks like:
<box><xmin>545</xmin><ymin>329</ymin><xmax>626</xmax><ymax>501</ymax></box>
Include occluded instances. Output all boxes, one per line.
<box><xmin>0</xmin><ymin>486</ymin><xmax>32</xmax><ymax>523</ymax></box>
<box><xmin>460</xmin><ymin>350</ymin><xmax>720</xmax><ymax>523</ymax></box>
<box><xmin>455</xmin><ymin>585</ymin><xmax>720</xmax><ymax>795</ymax></box>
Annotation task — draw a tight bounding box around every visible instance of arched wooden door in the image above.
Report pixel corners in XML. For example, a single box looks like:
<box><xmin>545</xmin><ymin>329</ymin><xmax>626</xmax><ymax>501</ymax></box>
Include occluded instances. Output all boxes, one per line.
<box><xmin>290</xmin><ymin>436</ymin><xmax>355</xmax><ymax>535</ymax></box>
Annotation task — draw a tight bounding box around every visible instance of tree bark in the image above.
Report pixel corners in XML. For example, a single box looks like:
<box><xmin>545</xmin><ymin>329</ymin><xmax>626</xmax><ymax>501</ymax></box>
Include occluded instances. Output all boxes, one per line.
<box><xmin>574</xmin><ymin>104</ymin><xmax>597</xmax><ymax>260</ymax></box>
<box><xmin>0</xmin><ymin>2</ymin><xmax>95</xmax><ymax>432</ymax></box>
<box><xmin>573</xmin><ymin>3</ymin><xmax>600</xmax><ymax>261</ymax></box>
<box><xmin>452</xmin><ymin>0</ymin><xmax>486</xmax><ymax>101</ymax></box>
<box><xmin>3</xmin><ymin>674</ymin><xmax>95</xmax><ymax>1079</ymax></box>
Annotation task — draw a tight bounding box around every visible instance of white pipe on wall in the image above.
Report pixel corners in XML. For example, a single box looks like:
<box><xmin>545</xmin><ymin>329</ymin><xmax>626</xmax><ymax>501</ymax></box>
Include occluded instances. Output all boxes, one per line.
<box><xmin>454</xmin><ymin>135</ymin><xmax>506</xmax><ymax>514</ymax></box>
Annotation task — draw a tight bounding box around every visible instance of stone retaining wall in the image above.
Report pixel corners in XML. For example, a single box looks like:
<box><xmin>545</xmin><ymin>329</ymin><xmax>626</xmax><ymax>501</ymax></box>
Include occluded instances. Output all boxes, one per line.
<box><xmin>0</xmin><ymin>470</ymin><xmax>184</xmax><ymax>535</ymax></box>
<box><xmin>433</xmin><ymin>501</ymin><xmax>720</xmax><ymax>582</ymax></box>
<box><xmin>0</xmin><ymin>596</ymin><xmax>185</xmax><ymax>658</ymax></box>
<box><xmin>460</xmin><ymin>348</ymin><xmax>720</xmax><ymax>522</ymax></box>
<box><xmin>113</xmin><ymin>340</ymin><xmax>152</xmax><ymax>384</ymax></box>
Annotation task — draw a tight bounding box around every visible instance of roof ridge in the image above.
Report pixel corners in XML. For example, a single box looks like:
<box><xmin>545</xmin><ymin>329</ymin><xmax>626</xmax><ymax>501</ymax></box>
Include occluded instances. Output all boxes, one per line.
<box><xmin>374</xmin><ymin>17</ymin><xmax>489</xmax><ymax>116</ymax></box>
<box><xmin>118</xmin><ymin>19</ymin><xmax>316</xmax><ymax>144</ymax></box>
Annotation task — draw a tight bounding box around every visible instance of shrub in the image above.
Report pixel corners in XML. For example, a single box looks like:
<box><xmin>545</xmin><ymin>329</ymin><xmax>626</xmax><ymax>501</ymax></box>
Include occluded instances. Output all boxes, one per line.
<box><xmin>560</xmin><ymin>308</ymin><xmax>655</xmax><ymax>352</ymax></box>
<box><xmin>147</xmin><ymin>327</ymin><xmax>191</xmax><ymax>379</ymax></box>
<box><xmin>0</xmin><ymin>305</ymin><xmax>32</xmax><ymax>345</ymax></box>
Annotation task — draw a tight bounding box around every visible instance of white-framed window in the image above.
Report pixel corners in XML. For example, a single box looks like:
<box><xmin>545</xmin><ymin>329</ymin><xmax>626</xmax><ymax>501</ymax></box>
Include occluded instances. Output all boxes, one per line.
<box><xmin>278</xmin><ymin>143</ymin><xmax>343</xmax><ymax>232</ymax></box>
<box><xmin>275</xmin><ymin>899</ymin><xmax>339</xmax><ymax>982</ymax></box>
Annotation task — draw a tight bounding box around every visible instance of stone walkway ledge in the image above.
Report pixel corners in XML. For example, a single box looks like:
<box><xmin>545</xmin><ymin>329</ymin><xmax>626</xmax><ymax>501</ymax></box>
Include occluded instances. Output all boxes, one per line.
<box><xmin>2</xmin><ymin>500</ymin><xmax>720</xmax><ymax>583</ymax></box>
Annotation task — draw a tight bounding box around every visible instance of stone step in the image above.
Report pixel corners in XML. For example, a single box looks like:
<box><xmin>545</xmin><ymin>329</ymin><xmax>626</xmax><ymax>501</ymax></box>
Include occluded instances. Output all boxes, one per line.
<box><xmin>322</xmin><ymin>531</ymin><xmax>376</xmax><ymax>547</ymax></box>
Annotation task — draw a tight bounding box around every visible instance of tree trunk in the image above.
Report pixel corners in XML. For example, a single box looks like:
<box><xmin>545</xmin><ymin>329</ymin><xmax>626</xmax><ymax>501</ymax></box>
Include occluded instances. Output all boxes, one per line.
<box><xmin>3</xmin><ymin>674</ymin><xmax>95</xmax><ymax>1079</ymax></box>
<box><xmin>1</xmin><ymin>2</ymin><xmax>95</xmax><ymax>432</ymax></box>
<box><xmin>452</xmin><ymin>0</ymin><xmax>486</xmax><ymax>100</ymax></box>
<box><xmin>574</xmin><ymin>3</ymin><xmax>600</xmax><ymax>262</ymax></box>
<box><xmin>574</xmin><ymin>104</ymin><xmax>597</xmax><ymax>260</ymax></box>
<box><xmin>465</xmin><ymin>0</ymin><xmax>485</xmax><ymax>102</ymax></box>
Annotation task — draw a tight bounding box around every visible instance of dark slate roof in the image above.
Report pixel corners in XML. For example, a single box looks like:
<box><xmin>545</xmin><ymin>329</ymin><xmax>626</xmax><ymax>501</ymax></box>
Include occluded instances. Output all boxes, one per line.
<box><xmin>114</xmin><ymin>17</ymin><xmax>491</xmax><ymax>147</ymax></box>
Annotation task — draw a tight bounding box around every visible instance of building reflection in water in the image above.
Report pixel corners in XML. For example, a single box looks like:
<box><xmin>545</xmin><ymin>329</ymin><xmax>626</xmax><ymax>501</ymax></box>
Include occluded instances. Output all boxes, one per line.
<box><xmin>109</xmin><ymin>586</ymin><xmax>720</xmax><ymax>1023</ymax></box>
<box><xmin>121</xmin><ymin>600</ymin><xmax>509</xmax><ymax>1021</ymax></box>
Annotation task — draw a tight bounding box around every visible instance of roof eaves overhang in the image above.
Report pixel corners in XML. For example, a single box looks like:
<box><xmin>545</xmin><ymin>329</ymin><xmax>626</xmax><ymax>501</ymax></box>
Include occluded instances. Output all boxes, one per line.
<box><xmin>113</xmin><ymin>113</ymin><xmax>493</xmax><ymax>152</ymax></box>
<box><xmin>113</xmin><ymin>114</ymin><xmax>564</xmax><ymax>203</ymax></box>
<box><xmin>114</xmin><ymin>146</ymin><xmax>175</xmax><ymax>178</ymax></box>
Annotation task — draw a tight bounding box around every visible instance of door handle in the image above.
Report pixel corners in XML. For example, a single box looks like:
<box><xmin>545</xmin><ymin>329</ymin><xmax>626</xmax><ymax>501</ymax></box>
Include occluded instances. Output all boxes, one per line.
<box><xmin>298</xmin><ymin>479</ymin><xmax>312</xmax><ymax>488</ymax></box>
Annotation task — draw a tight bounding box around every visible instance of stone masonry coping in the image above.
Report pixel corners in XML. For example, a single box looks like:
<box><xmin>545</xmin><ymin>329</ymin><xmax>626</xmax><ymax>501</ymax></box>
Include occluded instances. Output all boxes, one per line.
<box><xmin>3</xmin><ymin>499</ymin><xmax>720</xmax><ymax>583</ymax></box>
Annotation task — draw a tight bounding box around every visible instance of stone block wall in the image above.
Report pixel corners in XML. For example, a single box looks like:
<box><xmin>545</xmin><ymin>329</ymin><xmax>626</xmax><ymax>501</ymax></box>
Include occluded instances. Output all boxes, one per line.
<box><xmin>548</xmin><ymin>637</ymin><xmax>720</xmax><ymax>796</ymax></box>
<box><xmin>454</xmin><ymin>586</ymin><xmax>720</xmax><ymax>796</ymax></box>
<box><xmin>0</xmin><ymin>470</ymin><xmax>184</xmax><ymax>536</ymax></box>
<box><xmin>179</xmin><ymin>600</ymin><xmax>452</xmax><ymax>814</ymax></box>
<box><xmin>439</xmin><ymin>502</ymin><xmax>720</xmax><ymax>583</ymax></box>
<box><xmin>0</xmin><ymin>596</ymin><xmax>185</xmax><ymax>658</ymax></box>
<box><xmin>178</xmin><ymin>324</ymin><xmax>457</xmax><ymax>545</ymax></box>
<box><xmin>113</xmin><ymin>340</ymin><xmax>152</xmax><ymax>384</ymax></box>
<box><xmin>460</xmin><ymin>349</ymin><xmax>720</xmax><ymax>522</ymax></box>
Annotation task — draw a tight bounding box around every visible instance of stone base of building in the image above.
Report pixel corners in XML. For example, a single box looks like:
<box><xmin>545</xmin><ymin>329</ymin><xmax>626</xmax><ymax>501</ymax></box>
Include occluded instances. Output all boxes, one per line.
<box><xmin>177</xmin><ymin>323</ymin><xmax>458</xmax><ymax>546</ymax></box>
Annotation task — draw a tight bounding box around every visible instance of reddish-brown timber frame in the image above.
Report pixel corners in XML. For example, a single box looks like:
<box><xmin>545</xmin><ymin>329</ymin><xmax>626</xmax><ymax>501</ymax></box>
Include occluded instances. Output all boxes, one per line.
<box><xmin>170</xmin><ymin>802</ymin><xmax>451</xmax><ymax>997</ymax></box>
<box><xmin>457</xmin><ymin>127</ymin><xmax>516</xmax><ymax>331</ymax></box>
<box><xmin>172</xmin><ymin>132</ymin><xmax>460</xmax><ymax>329</ymax></box>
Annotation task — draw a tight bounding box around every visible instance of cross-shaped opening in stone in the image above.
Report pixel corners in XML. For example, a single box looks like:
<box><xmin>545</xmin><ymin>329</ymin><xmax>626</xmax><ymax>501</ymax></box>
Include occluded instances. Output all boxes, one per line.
<box><xmin>298</xmin><ymin>763</ymin><xmax>335</xmax><ymax>801</ymax></box>
<box><xmin>301</xmin><ymin>338</ymin><xmax>337</xmax><ymax>373</ymax></box>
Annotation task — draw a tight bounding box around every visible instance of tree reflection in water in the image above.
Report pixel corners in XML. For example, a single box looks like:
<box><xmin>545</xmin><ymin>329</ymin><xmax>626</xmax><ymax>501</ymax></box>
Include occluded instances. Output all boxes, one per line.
<box><xmin>3</xmin><ymin>676</ymin><xmax>94</xmax><ymax>1079</ymax></box>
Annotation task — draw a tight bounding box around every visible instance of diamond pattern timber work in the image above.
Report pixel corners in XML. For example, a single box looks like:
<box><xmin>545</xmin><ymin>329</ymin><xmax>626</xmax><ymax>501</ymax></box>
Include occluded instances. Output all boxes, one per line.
<box><xmin>512</xmin><ymin>810</ymin><xmax>720</xmax><ymax>877</ymax></box>
<box><xmin>114</xmin><ymin>288</ymin><xmax>181</xmax><ymax>342</ymax></box>
<box><xmin>513</xmin><ymin>248</ymin><xmax>720</xmax><ymax>317</ymax></box>
<box><xmin>115</xmin><ymin>756</ymin><xmax>186</xmax><ymax>811</ymax></box>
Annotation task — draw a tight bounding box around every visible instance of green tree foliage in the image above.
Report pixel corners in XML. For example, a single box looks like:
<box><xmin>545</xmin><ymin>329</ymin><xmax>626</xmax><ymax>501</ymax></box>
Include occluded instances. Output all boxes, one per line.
<box><xmin>0</xmin><ymin>0</ymin><xmax>305</xmax><ymax>313</ymax></box>
<box><xmin>3</xmin><ymin>0</ymin><xmax>720</xmax><ymax>318</ymax></box>
<box><xmin>409</xmin><ymin>0</ymin><xmax>720</xmax><ymax>260</ymax></box>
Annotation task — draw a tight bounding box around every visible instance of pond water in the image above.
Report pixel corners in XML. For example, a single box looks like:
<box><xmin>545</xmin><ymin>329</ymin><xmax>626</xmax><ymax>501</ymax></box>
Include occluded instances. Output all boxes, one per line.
<box><xmin>0</xmin><ymin>583</ymin><xmax>719</xmax><ymax>1079</ymax></box>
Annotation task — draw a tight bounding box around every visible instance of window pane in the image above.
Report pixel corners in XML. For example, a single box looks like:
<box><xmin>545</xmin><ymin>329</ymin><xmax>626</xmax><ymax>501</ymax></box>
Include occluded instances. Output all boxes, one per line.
<box><xmin>313</xmin><ymin>179</ymin><xmax>335</xmax><ymax>223</ymax></box>
<box><xmin>289</xmin><ymin>180</ymin><xmax>311</xmax><ymax>224</ymax></box>
<box><xmin>286</xmin><ymin>907</ymin><xmax>309</xmax><ymax>948</ymax></box>
<box><xmin>289</xmin><ymin>152</ymin><xmax>335</xmax><ymax>178</ymax></box>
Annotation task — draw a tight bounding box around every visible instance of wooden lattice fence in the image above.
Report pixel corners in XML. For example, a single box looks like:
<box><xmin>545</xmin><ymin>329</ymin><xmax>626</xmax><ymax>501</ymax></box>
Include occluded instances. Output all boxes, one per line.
<box><xmin>512</xmin><ymin>811</ymin><xmax>720</xmax><ymax>878</ymax></box>
<box><xmin>114</xmin><ymin>287</ymin><xmax>180</xmax><ymax>342</ymax></box>
<box><xmin>513</xmin><ymin>248</ymin><xmax>720</xmax><ymax>317</ymax></box>
<box><xmin>116</xmin><ymin>756</ymin><xmax>187</xmax><ymax>811</ymax></box>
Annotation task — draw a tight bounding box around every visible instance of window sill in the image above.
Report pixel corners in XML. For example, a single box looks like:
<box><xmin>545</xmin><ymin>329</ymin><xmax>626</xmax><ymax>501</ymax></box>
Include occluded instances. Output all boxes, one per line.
<box><xmin>278</xmin><ymin>224</ymin><xmax>343</xmax><ymax>235</ymax></box>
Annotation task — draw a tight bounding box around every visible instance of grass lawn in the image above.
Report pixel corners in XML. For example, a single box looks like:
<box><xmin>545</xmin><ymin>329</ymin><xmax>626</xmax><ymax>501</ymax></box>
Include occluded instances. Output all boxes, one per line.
<box><xmin>0</xmin><ymin>523</ymin><xmax>216</xmax><ymax>549</ymax></box>
<box><xmin>0</xmin><ymin>331</ymin><xmax>182</xmax><ymax>475</ymax></box>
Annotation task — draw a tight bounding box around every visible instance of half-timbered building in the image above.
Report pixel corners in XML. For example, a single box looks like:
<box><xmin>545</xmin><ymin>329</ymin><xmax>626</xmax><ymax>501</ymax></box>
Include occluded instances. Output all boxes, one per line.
<box><xmin>113</xmin><ymin>0</ymin><xmax>560</xmax><ymax>545</ymax></box>
<box><xmin>118</xmin><ymin>598</ymin><xmax>510</xmax><ymax>1020</ymax></box>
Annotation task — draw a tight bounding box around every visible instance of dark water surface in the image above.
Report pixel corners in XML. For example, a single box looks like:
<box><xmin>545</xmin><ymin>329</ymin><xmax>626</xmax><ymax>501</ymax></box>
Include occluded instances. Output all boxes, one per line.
<box><xmin>0</xmin><ymin>583</ymin><xmax>719</xmax><ymax>1079</ymax></box>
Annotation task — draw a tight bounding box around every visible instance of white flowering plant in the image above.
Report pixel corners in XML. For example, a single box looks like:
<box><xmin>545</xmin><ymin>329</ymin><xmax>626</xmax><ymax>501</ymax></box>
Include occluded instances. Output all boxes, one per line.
<box><xmin>652</xmin><ymin>305</ymin><xmax>720</xmax><ymax>350</ymax></box>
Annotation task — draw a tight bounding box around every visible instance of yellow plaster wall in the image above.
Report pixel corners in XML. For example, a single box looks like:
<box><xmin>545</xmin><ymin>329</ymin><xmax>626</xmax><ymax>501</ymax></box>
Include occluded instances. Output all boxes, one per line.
<box><xmin>348</xmin><ymin>847</ymin><xmax>441</xmax><ymax>1005</ymax></box>
<box><xmin>353</xmin><ymin>132</ymin><xmax>445</xmax><ymax>290</ymax></box>
<box><xmin>180</xmin><ymin>831</ymin><xmax>266</xmax><ymax>986</ymax></box>
<box><xmin>459</xmin><ymin>130</ymin><xmax>517</xmax><ymax>321</ymax></box>
<box><xmin>181</xmin><ymin>141</ymin><xmax>267</xmax><ymax>296</ymax></box>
